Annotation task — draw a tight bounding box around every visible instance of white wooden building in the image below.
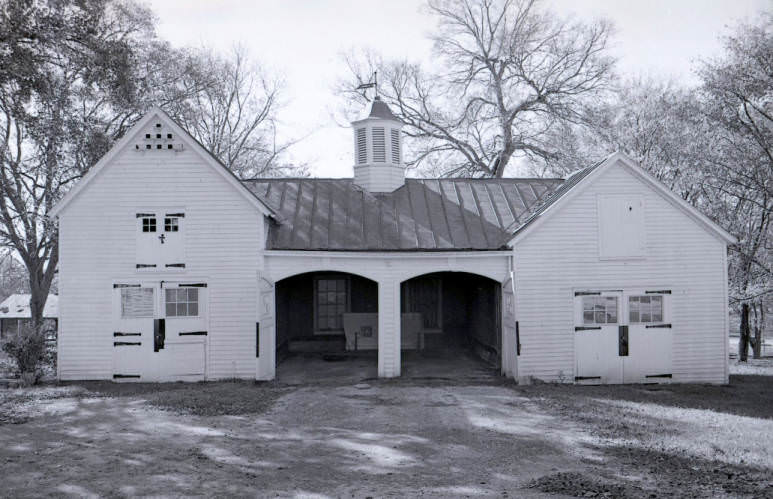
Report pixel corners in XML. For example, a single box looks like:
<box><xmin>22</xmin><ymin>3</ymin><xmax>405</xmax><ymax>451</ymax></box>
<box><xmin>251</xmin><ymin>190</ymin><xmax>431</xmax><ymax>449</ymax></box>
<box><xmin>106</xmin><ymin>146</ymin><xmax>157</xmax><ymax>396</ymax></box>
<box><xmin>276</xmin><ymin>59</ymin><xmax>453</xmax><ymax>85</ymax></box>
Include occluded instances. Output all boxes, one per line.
<box><xmin>50</xmin><ymin>100</ymin><xmax>735</xmax><ymax>384</ymax></box>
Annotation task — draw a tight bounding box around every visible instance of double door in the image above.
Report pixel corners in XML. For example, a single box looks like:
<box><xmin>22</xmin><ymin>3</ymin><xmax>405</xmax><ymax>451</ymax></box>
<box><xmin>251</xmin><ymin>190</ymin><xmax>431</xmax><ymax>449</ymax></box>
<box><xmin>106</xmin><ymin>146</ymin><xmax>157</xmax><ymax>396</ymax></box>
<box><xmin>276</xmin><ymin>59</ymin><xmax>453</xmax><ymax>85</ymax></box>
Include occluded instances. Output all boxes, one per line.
<box><xmin>112</xmin><ymin>281</ymin><xmax>207</xmax><ymax>381</ymax></box>
<box><xmin>574</xmin><ymin>289</ymin><xmax>672</xmax><ymax>384</ymax></box>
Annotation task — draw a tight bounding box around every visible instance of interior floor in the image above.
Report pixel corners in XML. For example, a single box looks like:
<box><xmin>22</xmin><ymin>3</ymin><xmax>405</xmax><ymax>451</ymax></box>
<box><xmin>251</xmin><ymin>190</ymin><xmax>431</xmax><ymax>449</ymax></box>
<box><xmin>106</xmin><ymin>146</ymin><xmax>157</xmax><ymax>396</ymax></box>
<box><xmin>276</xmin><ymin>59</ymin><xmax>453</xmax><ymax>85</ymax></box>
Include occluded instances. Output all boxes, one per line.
<box><xmin>276</xmin><ymin>345</ymin><xmax>498</xmax><ymax>385</ymax></box>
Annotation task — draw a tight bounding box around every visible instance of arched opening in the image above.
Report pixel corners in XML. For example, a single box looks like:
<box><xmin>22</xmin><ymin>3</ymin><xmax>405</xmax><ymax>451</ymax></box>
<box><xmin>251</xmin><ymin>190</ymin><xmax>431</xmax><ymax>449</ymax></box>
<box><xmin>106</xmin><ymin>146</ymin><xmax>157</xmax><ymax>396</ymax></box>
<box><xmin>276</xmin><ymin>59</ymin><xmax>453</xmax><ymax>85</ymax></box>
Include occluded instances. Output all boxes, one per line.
<box><xmin>400</xmin><ymin>272</ymin><xmax>501</xmax><ymax>377</ymax></box>
<box><xmin>275</xmin><ymin>271</ymin><xmax>378</xmax><ymax>382</ymax></box>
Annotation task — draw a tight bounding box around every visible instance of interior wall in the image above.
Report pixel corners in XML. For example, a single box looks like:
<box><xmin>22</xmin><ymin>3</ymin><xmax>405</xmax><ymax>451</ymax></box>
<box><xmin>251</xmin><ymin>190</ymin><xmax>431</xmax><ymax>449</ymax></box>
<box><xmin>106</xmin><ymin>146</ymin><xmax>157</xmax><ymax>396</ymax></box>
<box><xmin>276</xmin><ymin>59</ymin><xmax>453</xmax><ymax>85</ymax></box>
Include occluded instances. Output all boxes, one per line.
<box><xmin>402</xmin><ymin>272</ymin><xmax>500</xmax><ymax>362</ymax></box>
<box><xmin>276</xmin><ymin>272</ymin><xmax>378</xmax><ymax>348</ymax></box>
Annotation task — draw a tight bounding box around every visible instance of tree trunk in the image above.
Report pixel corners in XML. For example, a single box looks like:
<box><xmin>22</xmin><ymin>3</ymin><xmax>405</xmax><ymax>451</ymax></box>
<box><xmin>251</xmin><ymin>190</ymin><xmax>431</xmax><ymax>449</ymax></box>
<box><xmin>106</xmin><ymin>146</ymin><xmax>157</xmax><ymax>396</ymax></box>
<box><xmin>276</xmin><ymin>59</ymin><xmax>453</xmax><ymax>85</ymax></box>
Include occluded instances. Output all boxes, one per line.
<box><xmin>752</xmin><ymin>301</ymin><xmax>763</xmax><ymax>359</ymax></box>
<box><xmin>738</xmin><ymin>303</ymin><xmax>750</xmax><ymax>362</ymax></box>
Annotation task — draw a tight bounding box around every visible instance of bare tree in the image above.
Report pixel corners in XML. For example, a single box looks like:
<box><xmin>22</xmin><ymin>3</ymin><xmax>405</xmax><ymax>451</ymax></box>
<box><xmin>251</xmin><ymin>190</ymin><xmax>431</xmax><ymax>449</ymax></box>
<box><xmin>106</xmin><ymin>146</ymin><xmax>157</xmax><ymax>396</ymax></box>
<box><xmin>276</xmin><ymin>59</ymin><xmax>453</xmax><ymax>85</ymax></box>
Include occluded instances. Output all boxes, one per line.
<box><xmin>168</xmin><ymin>46</ymin><xmax>307</xmax><ymax>179</ymax></box>
<box><xmin>338</xmin><ymin>0</ymin><xmax>614</xmax><ymax>177</ymax></box>
<box><xmin>699</xmin><ymin>17</ymin><xmax>772</xmax><ymax>359</ymax></box>
<box><xmin>0</xmin><ymin>0</ymin><xmax>196</xmax><ymax>327</ymax></box>
<box><xmin>540</xmin><ymin>20</ymin><xmax>772</xmax><ymax>360</ymax></box>
<box><xmin>0</xmin><ymin>250</ymin><xmax>29</xmax><ymax>303</ymax></box>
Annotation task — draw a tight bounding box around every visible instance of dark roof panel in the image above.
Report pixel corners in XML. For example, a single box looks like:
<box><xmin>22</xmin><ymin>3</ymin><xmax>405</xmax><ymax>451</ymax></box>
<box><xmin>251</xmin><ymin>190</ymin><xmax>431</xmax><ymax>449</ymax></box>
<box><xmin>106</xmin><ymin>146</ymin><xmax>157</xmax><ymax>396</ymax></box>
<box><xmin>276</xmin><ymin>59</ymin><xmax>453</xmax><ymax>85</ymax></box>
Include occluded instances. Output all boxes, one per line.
<box><xmin>242</xmin><ymin>177</ymin><xmax>564</xmax><ymax>251</ymax></box>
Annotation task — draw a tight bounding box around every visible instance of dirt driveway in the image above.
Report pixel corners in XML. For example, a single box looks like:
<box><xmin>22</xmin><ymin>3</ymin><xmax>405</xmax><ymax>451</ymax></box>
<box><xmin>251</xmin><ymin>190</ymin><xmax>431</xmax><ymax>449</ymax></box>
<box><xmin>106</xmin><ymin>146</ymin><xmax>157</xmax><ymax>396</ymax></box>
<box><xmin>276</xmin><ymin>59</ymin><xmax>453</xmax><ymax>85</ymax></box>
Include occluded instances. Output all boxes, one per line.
<box><xmin>1</xmin><ymin>365</ymin><xmax>772</xmax><ymax>498</ymax></box>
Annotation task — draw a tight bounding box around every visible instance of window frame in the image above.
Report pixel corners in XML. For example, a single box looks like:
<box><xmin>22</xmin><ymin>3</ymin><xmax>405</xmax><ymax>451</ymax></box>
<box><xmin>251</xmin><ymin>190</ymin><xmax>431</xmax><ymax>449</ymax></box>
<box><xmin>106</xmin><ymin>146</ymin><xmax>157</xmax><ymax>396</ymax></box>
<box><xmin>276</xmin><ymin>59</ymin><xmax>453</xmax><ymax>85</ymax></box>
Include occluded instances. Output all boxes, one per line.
<box><xmin>313</xmin><ymin>275</ymin><xmax>351</xmax><ymax>334</ymax></box>
<box><xmin>164</xmin><ymin>217</ymin><xmax>179</xmax><ymax>232</ymax></box>
<box><xmin>164</xmin><ymin>287</ymin><xmax>200</xmax><ymax>318</ymax></box>
<box><xmin>403</xmin><ymin>276</ymin><xmax>443</xmax><ymax>332</ymax></box>
<box><xmin>628</xmin><ymin>294</ymin><xmax>665</xmax><ymax>324</ymax></box>
<box><xmin>141</xmin><ymin>217</ymin><xmax>157</xmax><ymax>233</ymax></box>
<box><xmin>120</xmin><ymin>287</ymin><xmax>155</xmax><ymax>318</ymax></box>
<box><xmin>581</xmin><ymin>295</ymin><xmax>619</xmax><ymax>326</ymax></box>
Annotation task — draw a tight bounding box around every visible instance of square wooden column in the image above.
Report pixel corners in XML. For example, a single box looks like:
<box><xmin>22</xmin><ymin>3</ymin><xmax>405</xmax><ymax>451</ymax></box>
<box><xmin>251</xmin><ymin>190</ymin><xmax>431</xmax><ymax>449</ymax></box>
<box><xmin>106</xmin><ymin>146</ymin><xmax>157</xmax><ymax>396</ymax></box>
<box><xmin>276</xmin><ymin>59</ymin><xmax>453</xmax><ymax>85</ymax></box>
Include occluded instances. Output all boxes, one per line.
<box><xmin>378</xmin><ymin>279</ymin><xmax>401</xmax><ymax>377</ymax></box>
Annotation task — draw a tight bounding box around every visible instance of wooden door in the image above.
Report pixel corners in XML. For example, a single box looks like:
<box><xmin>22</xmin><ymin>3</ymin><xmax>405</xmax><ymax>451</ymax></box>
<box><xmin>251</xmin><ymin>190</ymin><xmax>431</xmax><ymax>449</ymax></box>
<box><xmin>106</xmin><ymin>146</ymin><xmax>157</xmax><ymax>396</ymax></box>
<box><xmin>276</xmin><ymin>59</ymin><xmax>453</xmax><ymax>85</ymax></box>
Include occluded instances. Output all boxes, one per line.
<box><xmin>112</xmin><ymin>283</ymin><xmax>156</xmax><ymax>381</ymax></box>
<box><xmin>501</xmin><ymin>277</ymin><xmax>518</xmax><ymax>378</ymax></box>
<box><xmin>574</xmin><ymin>291</ymin><xmax>623</xmax><ymax>384</ymax></box>
<box><xmin>158</xmin><ymin>282</ymin><xmax>207</xmax><ymax>381</ymax></box>
<box><xmin>623</xmin><ymin>290</ymin><xmax>672</xmax><ymax>383</ymax></box>
<box><xmin>257</xmin><ymin>277</ymin><xmax>275</xmax><ymax>380</ymax></box>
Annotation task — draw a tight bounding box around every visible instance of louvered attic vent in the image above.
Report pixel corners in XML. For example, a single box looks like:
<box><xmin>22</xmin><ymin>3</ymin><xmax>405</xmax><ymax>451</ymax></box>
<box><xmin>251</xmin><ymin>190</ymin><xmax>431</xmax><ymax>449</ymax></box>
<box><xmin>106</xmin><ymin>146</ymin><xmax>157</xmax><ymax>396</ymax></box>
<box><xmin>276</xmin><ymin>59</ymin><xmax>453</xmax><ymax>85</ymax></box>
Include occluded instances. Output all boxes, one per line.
<box><xmin>372</xmin><ymin>127</ymin><xmax>385</xmax><ymax>162</ymax></box>
<box><xmin>134</xmin><ymin>122</ymin><xmax>184</xmax><ymax>152</ymax></box>
<box><xmin>390</xmin><ymin>129</ymin><xmax>400</xmax><ymax>164</ymax></box>
<box><xmin>356</xmin><ymin>128</ymin><xmax>367</xmax><ymax>164</ymax></box>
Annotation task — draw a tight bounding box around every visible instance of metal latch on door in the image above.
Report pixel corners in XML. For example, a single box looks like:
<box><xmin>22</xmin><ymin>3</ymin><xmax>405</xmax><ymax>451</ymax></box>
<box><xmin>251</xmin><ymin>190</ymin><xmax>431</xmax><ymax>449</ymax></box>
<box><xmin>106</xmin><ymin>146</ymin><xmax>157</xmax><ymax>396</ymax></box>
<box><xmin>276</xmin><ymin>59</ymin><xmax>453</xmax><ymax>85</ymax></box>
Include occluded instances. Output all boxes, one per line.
<box><xmin>618</xmin><ymin>325</ymin><xmax>628</xmax><ymax>357</ymax></box>
<box><xmin>154</xmin><ymin>318</ymin><xmax>165</xmax><ymax>352</ymax></box>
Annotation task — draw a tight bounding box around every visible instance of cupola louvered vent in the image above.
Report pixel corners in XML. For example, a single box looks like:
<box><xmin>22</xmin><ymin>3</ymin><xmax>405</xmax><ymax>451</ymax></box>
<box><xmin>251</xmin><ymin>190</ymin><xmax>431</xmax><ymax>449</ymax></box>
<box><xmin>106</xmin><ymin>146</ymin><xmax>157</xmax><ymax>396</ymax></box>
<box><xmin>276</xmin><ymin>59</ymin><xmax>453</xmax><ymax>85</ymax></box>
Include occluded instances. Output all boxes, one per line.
<box><xmin>390</xmin><ymin>129</ymin><xmax>400</xmax><ymax>164</ymax></box>
<box><xmin>351</xmin><ymin>97</ymin><xmax>405</xmax><ymax>192</ymax></box>
<box><xmin>372</xmin><ymin>127</ymin><xmax>385</xmax><ymax>163</ymax></box>
<box><xmin>356</xmin><ymin>128</ymin><xmax>367</xmax><ymax>164</ymax></box>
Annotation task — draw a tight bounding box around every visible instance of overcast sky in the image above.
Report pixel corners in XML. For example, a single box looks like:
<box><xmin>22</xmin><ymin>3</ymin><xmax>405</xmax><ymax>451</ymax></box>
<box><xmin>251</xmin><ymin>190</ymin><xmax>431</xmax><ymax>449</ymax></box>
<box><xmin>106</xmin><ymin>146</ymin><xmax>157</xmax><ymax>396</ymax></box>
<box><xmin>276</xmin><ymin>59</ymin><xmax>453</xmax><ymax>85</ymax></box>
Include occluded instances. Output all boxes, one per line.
<box><xmin>145</xmin><ymin>0</ymin><xmax>769</xmax><ymax>177</ymax></box>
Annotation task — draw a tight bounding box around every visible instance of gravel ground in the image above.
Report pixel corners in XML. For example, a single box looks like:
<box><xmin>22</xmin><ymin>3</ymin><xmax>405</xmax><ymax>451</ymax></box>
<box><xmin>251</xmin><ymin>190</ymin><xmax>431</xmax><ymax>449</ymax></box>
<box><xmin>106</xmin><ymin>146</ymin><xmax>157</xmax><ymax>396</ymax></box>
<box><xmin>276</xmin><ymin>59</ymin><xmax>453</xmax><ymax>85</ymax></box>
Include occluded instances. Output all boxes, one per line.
<box><xmin>1</xmin><ymin>369</ymin><xmax>771</xmax><ymax>497</ymax></box>
<box><xmin>515</xmin><ymin>377</ymin><xmax>773</xmax><ymax>498</ymax></box>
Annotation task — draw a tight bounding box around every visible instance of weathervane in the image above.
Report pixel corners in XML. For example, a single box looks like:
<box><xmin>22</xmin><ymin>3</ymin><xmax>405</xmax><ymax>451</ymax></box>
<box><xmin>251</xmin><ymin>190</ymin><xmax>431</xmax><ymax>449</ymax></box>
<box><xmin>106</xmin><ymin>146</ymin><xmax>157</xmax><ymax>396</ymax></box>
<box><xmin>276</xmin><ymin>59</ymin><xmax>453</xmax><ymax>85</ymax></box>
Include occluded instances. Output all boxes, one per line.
<box><xmin>356</xmin><ymin>71</ymin><xmax>378</xmax><ymax>100</ymax></box>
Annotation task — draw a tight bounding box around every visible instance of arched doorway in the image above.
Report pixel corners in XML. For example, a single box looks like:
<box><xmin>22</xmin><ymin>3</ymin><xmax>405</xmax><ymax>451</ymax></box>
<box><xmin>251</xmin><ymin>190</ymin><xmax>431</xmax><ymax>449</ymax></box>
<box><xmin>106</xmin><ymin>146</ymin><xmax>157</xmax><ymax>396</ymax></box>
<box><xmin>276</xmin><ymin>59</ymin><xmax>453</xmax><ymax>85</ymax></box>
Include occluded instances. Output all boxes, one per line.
<box><xmin>400</xmin><ymin>272</ymin><xmax>501</xmax><ymax>377</ymax></box>
<box><xmin>275</xmin><ymin>271</ymin><xmax>378</xmax><ymax>381</ymax></box>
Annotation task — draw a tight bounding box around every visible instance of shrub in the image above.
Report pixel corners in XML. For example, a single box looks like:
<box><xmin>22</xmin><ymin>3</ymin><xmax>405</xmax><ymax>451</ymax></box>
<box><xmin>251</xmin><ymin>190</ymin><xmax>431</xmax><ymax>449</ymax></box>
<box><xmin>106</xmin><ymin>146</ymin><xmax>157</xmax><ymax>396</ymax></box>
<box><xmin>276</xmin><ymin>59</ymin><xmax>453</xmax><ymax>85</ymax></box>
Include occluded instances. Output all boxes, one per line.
<box><xmin>1</xmin><ymin>324</ymin><xmax>47</xmax><ymax>383</ymax></box>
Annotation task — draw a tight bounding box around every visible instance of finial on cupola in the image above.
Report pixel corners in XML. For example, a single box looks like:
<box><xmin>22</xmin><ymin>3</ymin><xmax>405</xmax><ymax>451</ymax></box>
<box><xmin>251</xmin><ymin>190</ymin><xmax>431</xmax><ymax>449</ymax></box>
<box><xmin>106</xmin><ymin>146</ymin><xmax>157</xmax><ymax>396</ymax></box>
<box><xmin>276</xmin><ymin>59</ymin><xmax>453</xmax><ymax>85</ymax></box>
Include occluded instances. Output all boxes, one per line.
<box><xmin>351</xmin><ymin>74</ymin><xmax>405</xmax><ymax>192</ymax></box>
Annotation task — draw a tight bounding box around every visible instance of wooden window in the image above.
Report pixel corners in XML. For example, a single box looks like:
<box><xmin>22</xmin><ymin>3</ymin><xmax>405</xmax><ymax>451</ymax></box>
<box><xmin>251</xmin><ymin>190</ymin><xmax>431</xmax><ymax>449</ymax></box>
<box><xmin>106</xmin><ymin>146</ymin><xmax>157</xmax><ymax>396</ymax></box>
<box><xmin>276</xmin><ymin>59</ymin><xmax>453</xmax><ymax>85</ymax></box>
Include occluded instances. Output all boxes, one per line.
<box><xmin>372</xmin><ymin>127</ymin><xmax>386</xmax><ymax>162</ymax></box>
<box><xmin>121</xmin><ymin>288</ymin><xmax>154</xmax><ymax>318</ymax></box>
<box><xmin>582</xmin><ymin>296</ymin><xmax>618</xmax><ymax>325</ymax></box>
<box><xmin>390</xmin><ymin>129</ymin><xmax>400</xmax><ymax>164</ymax></box>
<box><xmin>165</xmin><ymin>288</ymin><xmax>199</xmax><ymax>317</ymax></box>
<box><xmin>629</xmin><ymin>295</ymin><xmax>663</xmax><ymax>323</ymax></box>
<box><xmin>142</xmin><ymin>217</ymin><xmax>156</xmax><ymax>232</ymax></box>
<box><xmin>356</xmin><ymin>128</ymin><xmax>367</xmax><ymax>164</ymax></box>
<box><xmin>164</xmin><ymin>217</ymin><xmax>179</xmax><ymax>232</ymax></box>
<box><xmin>314</xmin><ymin>277</ymin><xmax>349</xmax><ymax>332</ymax></box>
<box><xmin>404</xmin><ymin>277</ymin><xmax>442</xmax><ymax>330</ymax></box>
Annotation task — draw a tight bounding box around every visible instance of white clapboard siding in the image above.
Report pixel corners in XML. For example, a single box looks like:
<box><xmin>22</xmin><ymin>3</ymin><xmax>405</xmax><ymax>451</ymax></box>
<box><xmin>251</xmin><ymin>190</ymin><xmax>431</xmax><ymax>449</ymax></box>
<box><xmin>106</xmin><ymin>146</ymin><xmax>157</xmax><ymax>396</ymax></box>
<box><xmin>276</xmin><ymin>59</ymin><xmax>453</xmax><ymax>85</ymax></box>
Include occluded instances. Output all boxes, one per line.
<box><xmin>58</xmin><ymin>126</ymin><xmax>264</xmax><ymax>380</ymax></box>
<box><xmin>513</xmin><ymin>164</ymin><xmax>728</xmax><ymax>384</ymax></box>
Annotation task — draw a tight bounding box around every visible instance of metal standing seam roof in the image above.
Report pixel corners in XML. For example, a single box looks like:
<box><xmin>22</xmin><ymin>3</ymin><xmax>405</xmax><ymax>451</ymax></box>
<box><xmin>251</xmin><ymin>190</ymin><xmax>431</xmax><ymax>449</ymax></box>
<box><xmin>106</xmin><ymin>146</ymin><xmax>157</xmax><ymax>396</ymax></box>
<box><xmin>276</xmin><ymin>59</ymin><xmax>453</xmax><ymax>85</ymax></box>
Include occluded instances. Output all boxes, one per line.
<box><xmin>508</xmin><ymin>161</ymin><xmax>602</xmax><ymax>237</ymax></box>
<box><xmin>243</xmin><ymin>178</ymin><xmax>564</xmax><ymax>251</ymax></box>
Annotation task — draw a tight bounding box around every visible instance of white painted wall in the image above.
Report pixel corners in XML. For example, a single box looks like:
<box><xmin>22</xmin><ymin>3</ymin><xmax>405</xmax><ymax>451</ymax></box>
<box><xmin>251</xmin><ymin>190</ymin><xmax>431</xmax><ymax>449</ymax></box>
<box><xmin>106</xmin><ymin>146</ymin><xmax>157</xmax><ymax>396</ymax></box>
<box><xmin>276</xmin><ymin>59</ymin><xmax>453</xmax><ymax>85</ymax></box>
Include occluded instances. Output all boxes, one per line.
<box><xmin>512</xmin><ymin>162</ymin><xmax>729</xmax><ymax>384</ymax></box>
<box><xmin>263</xmin><ymin>251</ymin><xmax>511</xmax><ymax>377</ymax></box>
<box><xmin>58</xmin><ymin>115</ymin><xmax>265</xmax><ymax>380</ymax></box>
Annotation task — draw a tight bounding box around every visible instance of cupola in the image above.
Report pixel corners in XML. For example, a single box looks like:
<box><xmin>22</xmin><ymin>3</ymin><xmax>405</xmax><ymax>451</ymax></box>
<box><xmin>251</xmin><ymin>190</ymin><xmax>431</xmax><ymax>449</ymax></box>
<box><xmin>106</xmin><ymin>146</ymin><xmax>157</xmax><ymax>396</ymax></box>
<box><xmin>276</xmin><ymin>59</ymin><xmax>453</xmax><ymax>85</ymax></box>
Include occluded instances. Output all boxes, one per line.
<box><xmin>351</xmin><ymin>97</ymin><xmax>405</xmax><ymax>192</ymax></box>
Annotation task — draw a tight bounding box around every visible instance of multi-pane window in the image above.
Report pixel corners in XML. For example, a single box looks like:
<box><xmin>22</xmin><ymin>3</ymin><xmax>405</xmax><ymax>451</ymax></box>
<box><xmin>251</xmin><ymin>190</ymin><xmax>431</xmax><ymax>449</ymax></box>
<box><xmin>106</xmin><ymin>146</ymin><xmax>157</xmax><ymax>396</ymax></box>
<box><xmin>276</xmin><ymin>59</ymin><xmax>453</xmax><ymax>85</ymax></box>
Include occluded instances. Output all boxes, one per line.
<box><xmin>372</xmin><ymin>127</ymin><xmax>386</xmax><ymax>162</ymax></box>
<box><xmin>629</xmin><ymin>295</ymin><xmax>663</xmax><ymax>323</ymax></box>
<box><xmin>165</xmin><ymin>288</ymin><xmax>199</xmax><ymax>317</ymax></box>
<box><xmin>142</xmin><ymin>217</ymin><xmax>156</xmax><ymax>232</ymax></box>
<box><xmin>356</xmin><ymin>128</ymin><xmax>367</xmax><ymax>164</ymax></box>
<box><xmin>121</xmin><ymin>288</ymin><xmax>154</xmax><ymax>318</ymax></box>
<box><xmin>315</xmin><ymin>278</ymin><xmax>348</xmax><ymax>331</ymax></box>
<box><xmin>405</xmin><ymin>277</ymin><xmax>442</xmax><ymax>330</ymax></box>
<box><xmin>582</xmin><ymin>296</ymin><xmax>618</xmax><ymax>325</ymax></box>
<box><xmin>164</xmin><ymin>217</ymin><xmax>179</xmax><ymax>232</ymax></box>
